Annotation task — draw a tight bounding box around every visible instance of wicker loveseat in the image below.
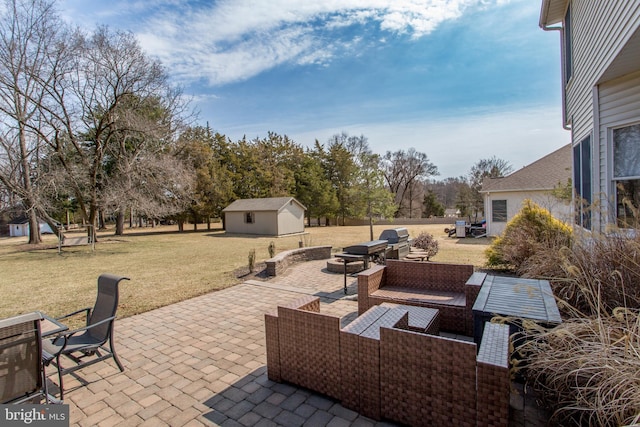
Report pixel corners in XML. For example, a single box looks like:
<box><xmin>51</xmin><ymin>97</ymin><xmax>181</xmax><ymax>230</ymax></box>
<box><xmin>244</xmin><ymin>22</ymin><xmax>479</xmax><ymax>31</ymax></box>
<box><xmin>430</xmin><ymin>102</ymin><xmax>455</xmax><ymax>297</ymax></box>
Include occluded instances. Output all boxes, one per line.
<box><xmin>357</xmin><ymin>259</ymin><xmax>486</xmax><ymax>335</ymax></box>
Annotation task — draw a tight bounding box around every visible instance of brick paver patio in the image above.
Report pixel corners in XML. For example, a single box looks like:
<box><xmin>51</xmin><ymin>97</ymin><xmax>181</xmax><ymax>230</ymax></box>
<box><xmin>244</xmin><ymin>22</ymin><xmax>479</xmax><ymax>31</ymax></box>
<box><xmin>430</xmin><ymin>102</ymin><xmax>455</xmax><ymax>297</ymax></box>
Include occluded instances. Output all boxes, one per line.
<box><xmin>49</xmin><ymin>259</ymin><xmax>548</xmax><ymax>426</ymax></box>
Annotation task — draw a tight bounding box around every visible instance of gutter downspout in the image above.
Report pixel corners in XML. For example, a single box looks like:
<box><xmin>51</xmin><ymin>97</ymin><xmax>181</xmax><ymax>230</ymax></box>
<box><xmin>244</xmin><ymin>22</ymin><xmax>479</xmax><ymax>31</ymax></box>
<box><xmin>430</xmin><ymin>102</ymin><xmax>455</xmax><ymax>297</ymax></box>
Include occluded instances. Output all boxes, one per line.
<box><xmin>539</xmin><ymin>1</ymin><xmax>572</xmax><ymax>132</ymax></box>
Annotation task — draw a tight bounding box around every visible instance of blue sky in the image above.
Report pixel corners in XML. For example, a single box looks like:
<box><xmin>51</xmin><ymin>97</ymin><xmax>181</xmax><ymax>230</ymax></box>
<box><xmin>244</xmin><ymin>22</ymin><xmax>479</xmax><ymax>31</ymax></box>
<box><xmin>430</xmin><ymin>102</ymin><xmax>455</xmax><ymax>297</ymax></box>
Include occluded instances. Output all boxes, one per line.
<box><xmin>59</xmin><ymin>0</ymin><xmax>569</xmax><ymax>178</ymax></box>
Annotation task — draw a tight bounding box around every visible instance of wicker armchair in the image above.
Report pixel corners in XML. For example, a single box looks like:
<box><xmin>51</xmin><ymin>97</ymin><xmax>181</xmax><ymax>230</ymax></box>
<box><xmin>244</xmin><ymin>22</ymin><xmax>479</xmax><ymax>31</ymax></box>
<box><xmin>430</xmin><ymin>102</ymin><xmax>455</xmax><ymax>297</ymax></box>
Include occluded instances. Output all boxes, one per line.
<box><xmin>265</xmin><ymin>295</ymin><xmax>342</xmax><ymax>400</ymax></box>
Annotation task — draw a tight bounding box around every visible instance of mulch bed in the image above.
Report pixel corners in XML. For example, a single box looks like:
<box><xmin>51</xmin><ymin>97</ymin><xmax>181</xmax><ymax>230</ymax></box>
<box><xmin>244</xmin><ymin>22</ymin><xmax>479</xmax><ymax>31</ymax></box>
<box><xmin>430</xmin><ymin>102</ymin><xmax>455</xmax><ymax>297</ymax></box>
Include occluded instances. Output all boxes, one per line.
<box><xmin>234</xmin><ymin>262</ymin><xmax>269</xmax><ymax>280</ymax></box>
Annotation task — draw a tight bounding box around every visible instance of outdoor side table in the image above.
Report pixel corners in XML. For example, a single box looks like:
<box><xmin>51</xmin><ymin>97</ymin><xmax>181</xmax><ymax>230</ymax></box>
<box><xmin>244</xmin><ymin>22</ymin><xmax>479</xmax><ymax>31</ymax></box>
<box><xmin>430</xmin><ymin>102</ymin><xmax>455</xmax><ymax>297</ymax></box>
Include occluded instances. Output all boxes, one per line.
<box><xmin>37</xmin><ymin>312</ymin><xmax>69</xmax><ymax>337</ymax></box>
<box><xmin>472</xmin><ymin>275</ymin><xmax>562</xmax><ymax>344</ymax></box>
<box><xmin>380</xmin><ymin>303</ymin><xmax>440</xmax><ymax>334</ymax></box>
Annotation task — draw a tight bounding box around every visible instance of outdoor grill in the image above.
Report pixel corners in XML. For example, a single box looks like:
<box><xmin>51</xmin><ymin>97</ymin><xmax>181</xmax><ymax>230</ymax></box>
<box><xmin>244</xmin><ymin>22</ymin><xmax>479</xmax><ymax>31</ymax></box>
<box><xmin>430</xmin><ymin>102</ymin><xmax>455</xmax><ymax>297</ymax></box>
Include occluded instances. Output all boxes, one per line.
<box><xmin>335</xmin><ymin>239</ymin><xmax>389</xmax><ymax>294</ymax></box>
<box><xmin>343</xmin><ymin>239</ymin><xmax>389</xmax><ymax>256</ymax></box>
<box><xmin>378</xmin><ymin>227</ymin><xmax>410</xmax><ymax>259</ymax></box>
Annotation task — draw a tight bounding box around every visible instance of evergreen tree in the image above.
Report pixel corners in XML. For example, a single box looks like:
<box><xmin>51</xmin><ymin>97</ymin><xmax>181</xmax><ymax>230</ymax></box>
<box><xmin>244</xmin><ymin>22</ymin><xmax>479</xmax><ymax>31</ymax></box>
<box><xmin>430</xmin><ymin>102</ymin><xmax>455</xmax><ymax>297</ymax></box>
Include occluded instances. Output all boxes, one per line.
<box><xmin>423</xmin><ymin>190</ymin><xmax>445</xmax><ymax>217</ymax></box>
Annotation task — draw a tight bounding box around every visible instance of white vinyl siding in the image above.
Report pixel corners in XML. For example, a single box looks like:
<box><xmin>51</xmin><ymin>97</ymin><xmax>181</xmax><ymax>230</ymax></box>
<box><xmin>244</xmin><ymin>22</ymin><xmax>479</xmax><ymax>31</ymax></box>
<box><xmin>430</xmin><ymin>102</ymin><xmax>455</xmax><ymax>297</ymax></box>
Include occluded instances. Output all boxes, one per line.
<box><xmin>598</xmin><ymin>70</ymin><xmax>640</xmax><ymax>230</ymax></box>
<box><xmin>484</xmin><ymin>191</ymin><xmax>571</xmax><ymax>237</ymax></box>
<box><xmin>226</xmin><ymin>211</ymin><xmax>278</xmax><ymax>235</ymax></box>
<box><xmin>554</xmin><ymin>0</ymin><xmax>640</xmax><ymax>231</ymax></box>
<box><xmin>277</xmin><ymin>201</ymin><xmax>305</xmax><ymax>235</ymax></box>
<box><xmin>564</xmin><ymin>1</ymin><xmax>640</xmax><ymax>140</ymax></box>
<box><xmin>223</xmin><ymin>198</ymin><xmax>306</xmax><ymax>235</ymax></box>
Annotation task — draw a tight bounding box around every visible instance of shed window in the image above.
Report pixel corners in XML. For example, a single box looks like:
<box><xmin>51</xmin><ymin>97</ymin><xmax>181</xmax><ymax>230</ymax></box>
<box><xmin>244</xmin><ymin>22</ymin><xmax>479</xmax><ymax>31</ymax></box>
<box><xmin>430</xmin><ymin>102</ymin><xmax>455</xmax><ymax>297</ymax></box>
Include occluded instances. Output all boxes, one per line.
<box><xmin>245</xmin><ymin>212</ymin><xmax>255</xmax><ymax>224</ymax></box>
<box><xmin>613</xmin><ymin>124</ymin><xmax>640</xmax><ymax>228</ymax></box>
<box><xmin>492</xmin><ymin>200</ymin><xmax>507</xmax><ymax>222</ymax></box>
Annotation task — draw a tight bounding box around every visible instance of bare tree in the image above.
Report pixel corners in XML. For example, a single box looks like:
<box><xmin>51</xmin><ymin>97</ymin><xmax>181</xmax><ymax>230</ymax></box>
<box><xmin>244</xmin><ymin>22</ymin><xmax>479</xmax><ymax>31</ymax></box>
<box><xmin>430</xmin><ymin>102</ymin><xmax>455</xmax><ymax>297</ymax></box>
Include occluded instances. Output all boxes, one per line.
<box><xmin>40</xmin><ymin>27</ymin><xmax>189</xmax><ymax>239</ymax></box>
<box><xmin>426</xmin><ymin>176</ymin><xmax>468</xmax><ymax>210</ymax></box>
<box><xmin>0</xmin><ymin>1</ymin><xmax>195</xmax><ymax>243</ymax></box>
<box><xmin>469</xmin><ymin>156</ymin><xmax>513</xmax><ymax>191</ymax></box>
<box><xmin>101</xmin><ymin>97</ymin><xmax>193</xmax><ymax>234</ymax></box>
<box><xmin>382</xmin><ymin>148</ymin><xmax>438</xmax><ymax>218</ymax></box>
<box><xmin>467</xmin><ymin>156</ymin><xmax>513</xmax><ymax>221</ymax></box>
<box><xmin>103</xmin><ymin>152</ymin><xmax>195</xmax><ymax>235</ymax></box>
<box><xmin>0</xmin><ymin>0</ymin><xmax>68</xmax><ymax>243</ymax></box>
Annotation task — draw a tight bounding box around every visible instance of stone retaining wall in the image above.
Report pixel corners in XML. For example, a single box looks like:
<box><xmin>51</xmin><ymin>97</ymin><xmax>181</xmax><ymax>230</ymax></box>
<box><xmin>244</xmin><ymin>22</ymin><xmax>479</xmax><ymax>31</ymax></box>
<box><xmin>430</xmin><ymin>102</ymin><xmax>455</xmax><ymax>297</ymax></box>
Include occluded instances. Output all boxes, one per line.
<box><xmin>266</xmin><ymin>245</ymin><xmax>332</xmax><ymax>276</ymax></box>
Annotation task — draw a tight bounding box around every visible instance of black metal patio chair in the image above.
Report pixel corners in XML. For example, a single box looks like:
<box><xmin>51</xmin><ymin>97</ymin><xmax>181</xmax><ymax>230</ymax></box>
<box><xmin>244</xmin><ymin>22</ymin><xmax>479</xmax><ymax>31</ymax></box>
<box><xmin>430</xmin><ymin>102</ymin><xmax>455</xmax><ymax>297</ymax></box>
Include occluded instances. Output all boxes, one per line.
<box><xmin>0</xmin><ymin>312</ymin><xmax>54</xmax><ymax>404</ymax></box>
<box><xmin>42</xmin><ymin>274</ymin><xmax>130</xmax><ymax>399</ymax></box>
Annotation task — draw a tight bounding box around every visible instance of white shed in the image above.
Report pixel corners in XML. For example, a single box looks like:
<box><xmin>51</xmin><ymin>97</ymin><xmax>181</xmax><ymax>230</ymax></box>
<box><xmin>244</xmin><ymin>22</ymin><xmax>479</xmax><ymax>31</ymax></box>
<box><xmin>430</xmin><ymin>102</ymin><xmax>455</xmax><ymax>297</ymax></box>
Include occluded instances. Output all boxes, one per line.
<box><xmin>481</xmin><ymin>144</ymin><xmax>572</xmax><ymax>236</ymax></box>
<box><xmin>222</xmin><ymin>197</ymin><xmax>306</xmax><ymax>236</ymax></box>
<box><xmin>9</xmin><ymin>216</ymin><xmax>54</xmax><ymax>237</ymax></box>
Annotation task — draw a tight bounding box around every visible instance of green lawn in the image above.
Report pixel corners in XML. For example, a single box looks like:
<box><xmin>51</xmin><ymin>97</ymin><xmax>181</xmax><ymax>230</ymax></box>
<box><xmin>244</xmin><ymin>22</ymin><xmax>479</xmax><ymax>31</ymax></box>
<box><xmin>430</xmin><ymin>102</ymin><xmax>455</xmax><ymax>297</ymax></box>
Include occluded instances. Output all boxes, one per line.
<box><xmin>0</xmin><ymin>223</ymin><xmax>490</xmax><ymax>323</ymax></box>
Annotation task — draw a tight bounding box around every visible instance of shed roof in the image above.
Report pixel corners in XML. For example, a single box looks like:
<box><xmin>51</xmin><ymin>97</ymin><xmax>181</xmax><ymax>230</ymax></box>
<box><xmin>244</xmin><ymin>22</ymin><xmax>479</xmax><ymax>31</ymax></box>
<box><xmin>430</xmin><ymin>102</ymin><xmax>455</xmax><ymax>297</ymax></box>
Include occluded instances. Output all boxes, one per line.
<box><xmin>9</xmin><ymin>215</ymin><xmax>30</xmax><ymax>225</ymax></box>
<box><xmin>481</xmin><ymin>144</ymin><xmax>571</xmax><ymax>193</ymax></box>
<box><xmin>222</xmin><ymin>197</ymin><xmax>307</xmax><ymax>213</ymax></box>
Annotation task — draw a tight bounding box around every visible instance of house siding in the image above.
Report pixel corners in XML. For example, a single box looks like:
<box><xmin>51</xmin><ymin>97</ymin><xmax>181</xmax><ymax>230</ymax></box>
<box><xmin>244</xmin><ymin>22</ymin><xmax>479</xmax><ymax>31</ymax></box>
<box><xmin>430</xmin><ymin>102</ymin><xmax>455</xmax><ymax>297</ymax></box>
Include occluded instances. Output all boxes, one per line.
<box><xmin>277</xmin><ymin>202</ymin><xmax>305</xmax><ymax>235</ymax></box>
<box><xmin>9</xmin><ymin>223</ymin><xmax>29</xmax><ymax>237</ymax></box>
<box><xmin>597</xmin><ymin>70</ymin><xmax>640</xmax><ymax>229</ymax></box>
<box><xmin>224</xmin><ymin>212</ymin><xmax>246</xmax><ymax>234</ymax></box>
<box><xmin>225</xmin><ymin>211</ymin><xmax>279</xmax><ymax>235</ymax></box>
<box><xmin>8</xmin><ymin>222</ymin><xmax>53</xmax><ymax>237</ymax></box>
<box><xmin>256</xmin><ymin>212</ymin><xmax>278</xmax><ymax>235</ymax></box>
<box><xmin>565</xmin><ymin>1</ymin><xmax>640</xmax><ymax>141</ymax></box>
<box><xmin>485</xmin><ymin>191</ymin><xmax>571</xmax><ymax>237</ymax></box>
<box><xmin>551</xmin><ymin>0</ymin><xmax>640</xmax><ymax>232</ymax></box>
<box><xmin>223</xmin><ymin>197</ymin><xmax>306</xmax><ymax>235</ymax></box>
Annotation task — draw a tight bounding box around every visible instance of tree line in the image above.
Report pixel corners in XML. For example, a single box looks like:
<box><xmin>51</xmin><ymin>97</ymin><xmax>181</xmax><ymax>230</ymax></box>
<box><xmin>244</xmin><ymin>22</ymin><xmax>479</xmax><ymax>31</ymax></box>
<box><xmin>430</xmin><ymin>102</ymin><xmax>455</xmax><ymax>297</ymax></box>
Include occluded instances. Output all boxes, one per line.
<box><xmin>0</xmin><ymin>0</ymin><xmax>512</xmax><ymax>244</ymax></box>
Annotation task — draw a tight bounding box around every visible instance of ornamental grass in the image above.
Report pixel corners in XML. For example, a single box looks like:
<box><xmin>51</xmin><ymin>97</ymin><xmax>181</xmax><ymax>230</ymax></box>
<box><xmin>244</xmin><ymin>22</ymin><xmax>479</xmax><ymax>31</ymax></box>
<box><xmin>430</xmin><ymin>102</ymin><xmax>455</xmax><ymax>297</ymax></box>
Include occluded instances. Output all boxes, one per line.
<box><xmin>519</xmin><ymin>309</ymin><xmax>640</xmax><ymax>426</ymax></box>
<box><xmin>517</xmin><ymin>231</ymin><xmax>640</xmax><ymax>426</ymax></box>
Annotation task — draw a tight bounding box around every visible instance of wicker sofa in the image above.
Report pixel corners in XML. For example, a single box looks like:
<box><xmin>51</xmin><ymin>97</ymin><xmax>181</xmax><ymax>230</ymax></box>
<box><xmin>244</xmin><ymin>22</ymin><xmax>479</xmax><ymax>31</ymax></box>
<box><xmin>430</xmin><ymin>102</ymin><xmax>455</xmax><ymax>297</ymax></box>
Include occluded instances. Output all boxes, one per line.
<box><xmin>264</xmin><ymin>295</ymin><xmax>510</xmax><ymax>427</ymax></box>
<box><xmin>357</xmin><ymin>259</ymin><xmax>486</xmax><ymax>336</ymax></box>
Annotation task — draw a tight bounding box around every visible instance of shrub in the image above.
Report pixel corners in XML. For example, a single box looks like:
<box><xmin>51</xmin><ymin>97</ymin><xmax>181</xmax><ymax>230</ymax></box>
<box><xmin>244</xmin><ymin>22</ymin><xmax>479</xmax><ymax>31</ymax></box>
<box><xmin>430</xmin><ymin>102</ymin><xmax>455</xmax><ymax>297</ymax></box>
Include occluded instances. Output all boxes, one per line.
<box><xmin>485</xmin><ymin>199</ymin><xmax>572</xmax><ymax>272</ymax></box>
<box><xmin>248</xmin><ymin>249</ymin><xmax>256</xmax><ymax>273</ymax></box>
<box><xmin>268</xmin><ymin>241</ymin><xmax>276</xmax><ymax>258</ymax></box>
<box><xmin>412</xmin><ymin>232</ymin><xmax>439</xmax><ymax>260</ymax></box>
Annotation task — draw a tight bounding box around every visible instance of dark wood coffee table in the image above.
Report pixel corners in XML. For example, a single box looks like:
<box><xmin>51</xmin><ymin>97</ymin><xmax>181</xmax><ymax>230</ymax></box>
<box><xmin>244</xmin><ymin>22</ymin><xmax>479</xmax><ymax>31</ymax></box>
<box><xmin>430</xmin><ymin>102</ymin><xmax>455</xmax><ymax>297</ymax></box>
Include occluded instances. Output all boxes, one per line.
<box><xmin>472</xmin><ymin>275</ymin><xmax>562</xmax><ymax>343</ymax></box>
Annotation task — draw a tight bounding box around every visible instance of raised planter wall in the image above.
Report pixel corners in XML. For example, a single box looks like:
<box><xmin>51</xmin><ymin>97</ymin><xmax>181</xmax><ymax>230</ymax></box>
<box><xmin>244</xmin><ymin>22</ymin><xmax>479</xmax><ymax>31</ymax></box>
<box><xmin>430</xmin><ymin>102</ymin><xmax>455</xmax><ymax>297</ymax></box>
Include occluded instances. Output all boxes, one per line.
<box><xmin>266</xmin><ymin>245</ymin><xmax>332</xmax><ymax>276</ymax></box>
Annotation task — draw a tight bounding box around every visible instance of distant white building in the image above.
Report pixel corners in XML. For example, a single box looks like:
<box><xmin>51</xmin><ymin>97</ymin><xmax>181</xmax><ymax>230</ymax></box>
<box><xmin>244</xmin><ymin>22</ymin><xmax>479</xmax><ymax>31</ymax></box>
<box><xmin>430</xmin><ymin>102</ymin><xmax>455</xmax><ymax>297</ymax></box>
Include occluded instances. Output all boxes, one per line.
<box><xmin>444</xmin><ymin>208</ymin><xmax>461</xmax><ymax>218</ymax></box>
<box><xmin>222</xmin><ymin>197</ymin><xmax>306</xmax><ymax>236</ymax></box>
<box><xmin>481</xmin><ymin>145</ymin><xmax>572</xmax><ymax>236</ymax></box>
<box><xmin>9</xmin><ymin>216</ymin><xmax>54</xmax><ymax>237</ymax></box>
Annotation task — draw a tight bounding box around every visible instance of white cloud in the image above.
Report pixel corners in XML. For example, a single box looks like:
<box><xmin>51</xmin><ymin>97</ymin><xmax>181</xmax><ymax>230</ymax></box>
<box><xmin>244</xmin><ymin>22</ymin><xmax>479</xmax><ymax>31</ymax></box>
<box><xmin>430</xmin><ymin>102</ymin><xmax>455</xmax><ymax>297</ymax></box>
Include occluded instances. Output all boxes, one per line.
<box><xmin>63</xmin><ymin>0</ymin><xmax>515</xmax><ymax>86</ymax></box>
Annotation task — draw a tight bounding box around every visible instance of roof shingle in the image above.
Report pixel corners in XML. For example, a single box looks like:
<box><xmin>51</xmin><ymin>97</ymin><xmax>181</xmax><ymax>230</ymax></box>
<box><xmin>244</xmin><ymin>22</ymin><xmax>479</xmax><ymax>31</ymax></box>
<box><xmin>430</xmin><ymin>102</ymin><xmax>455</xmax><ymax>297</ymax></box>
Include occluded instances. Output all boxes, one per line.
<box><xmin>222</xmin><ymin>197</ymin><xmax>306</xmax><ymax>212</ymax></box>
<box><xmin>481</xmin><ymin>144</ymin><xmax>571</xmax><ymax>193</ymax></box>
